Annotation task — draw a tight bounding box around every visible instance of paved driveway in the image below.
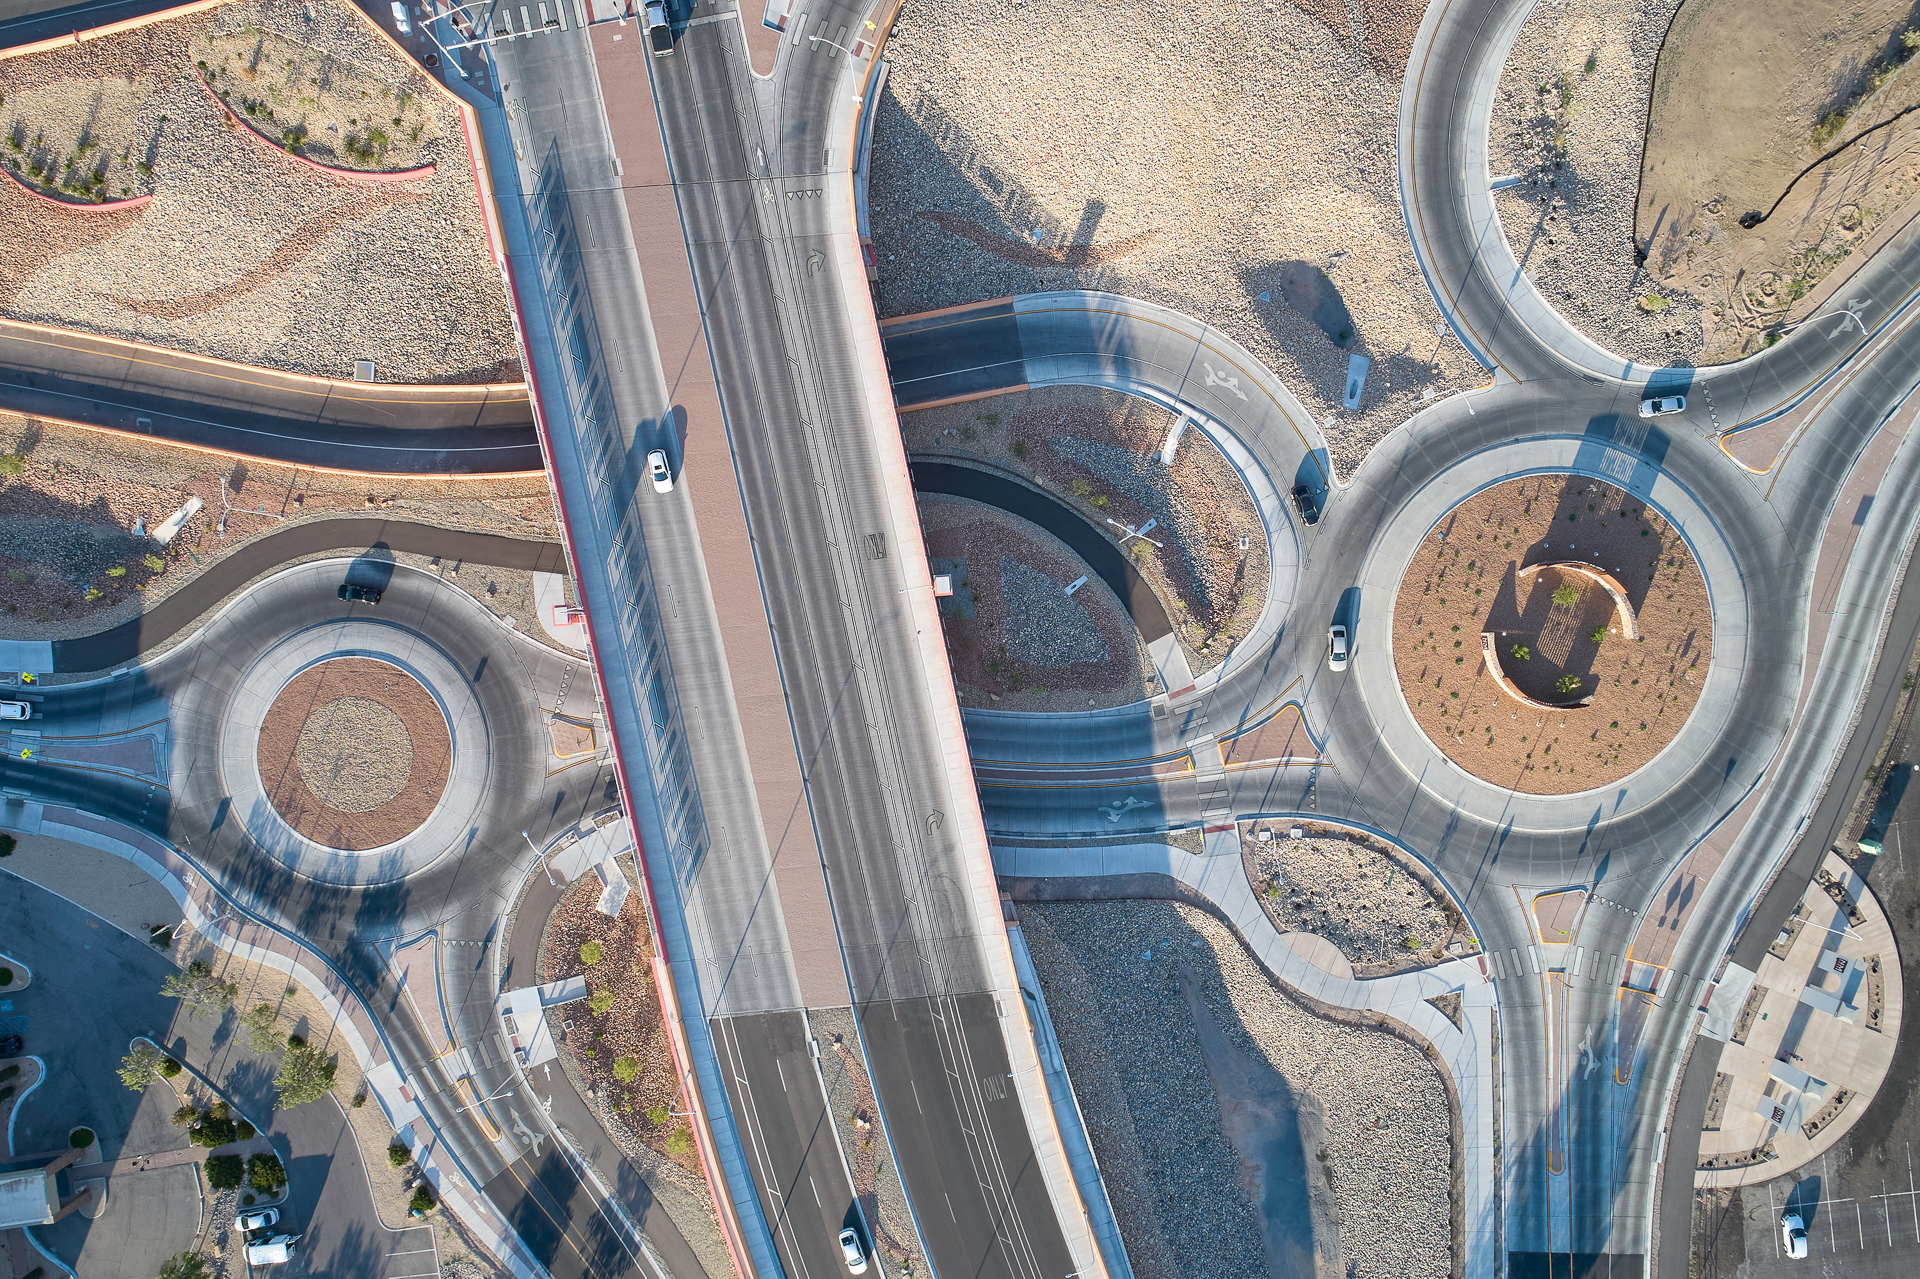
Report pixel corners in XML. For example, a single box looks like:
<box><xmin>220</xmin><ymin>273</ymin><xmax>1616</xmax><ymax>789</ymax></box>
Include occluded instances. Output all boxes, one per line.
<box><xmin>266</xmin><ymin>1096</ymin><xmax>438</xmax><ymax>1279</ymax></box>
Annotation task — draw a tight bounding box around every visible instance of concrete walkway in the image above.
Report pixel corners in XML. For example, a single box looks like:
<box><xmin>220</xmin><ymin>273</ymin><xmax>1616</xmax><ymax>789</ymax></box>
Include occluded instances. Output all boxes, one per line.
<box><xmin>993</xmin><ymin>832</ymin><xmax>1500</xmax><ymax>1279</ymax></box>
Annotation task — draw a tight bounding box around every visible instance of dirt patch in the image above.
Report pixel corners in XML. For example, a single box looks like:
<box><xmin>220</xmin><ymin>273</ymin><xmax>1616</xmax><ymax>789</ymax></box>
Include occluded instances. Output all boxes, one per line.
<box><xmin>539</xmin><ymin>874</ymin><xmax>700</xmax><ymax>1176</ymax></box>
<box><xmin>0</xmin><ymin>0</ymin><xmax>516</xmax><ymax>382</ymax></box>
<box><xmin>904</xmin><ymin>385</ymin><xmax>1269</xmax><ymax>674</ymax></box>
<box><xmin>922</xmin><ymin>495</ymin><xmax>1154</xmax><ymax>710</ymax></box>
<box><xmin>0</xmin><ymin>413</ymin><xmax>554</xmax><ymax>643</ymax></box>
<box><xmin>1018</xmin><ymin>899</ymin><xmax>1450</xmax><ymax>1279</ymax></box>
<box><xmin>1239</xmin><ymin>825</ymin><xmax>1474</xmax><ymax>975</ymax></box>
<box><xmin>257</xmin><ymin>657</ymin><xmax>450</xmax><ymax>850</ymax></box>
<box><xmin>1636</xmin><ymin>0</ymin><xmax>1920</xmax><ymax>362</ymax></box>
<box><xmin>872</xmin><ymin>0</ymin><xmax>1480</xmax><ymax>479</ymax></box>
<box><xmin>1390</xmin><ymin>476</ymin><xmax>1712</xmax><ymax>794</ymax></box>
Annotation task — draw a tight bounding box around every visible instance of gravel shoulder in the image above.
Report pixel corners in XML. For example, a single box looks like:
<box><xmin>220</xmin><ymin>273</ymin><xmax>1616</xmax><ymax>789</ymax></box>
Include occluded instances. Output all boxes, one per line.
<box><xmin>0</xmin><ymin>0</ymin><xmax>517</xmax><ymax>383</ymax></box>
<box><xmin>1018</xmin><ymin>899</ymin><xmax>1451</xmax><ymax>1279</ymax></box>
<box><xmin>872</xmin><ymin>0</ymin><xmax>1481</xmax><ymax>479</ymax></box>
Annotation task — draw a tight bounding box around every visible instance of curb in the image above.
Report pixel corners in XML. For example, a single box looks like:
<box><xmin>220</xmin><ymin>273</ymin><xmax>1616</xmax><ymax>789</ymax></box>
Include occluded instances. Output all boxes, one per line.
<box><xmin>192</xmin><ymin>70</ymin><xmax>436</xmax><ymax>185</ymax></box>
<box><xmin>0</xmin><ymin>164</ymin><xmax>153</xmax><ymax>212</ymax></box>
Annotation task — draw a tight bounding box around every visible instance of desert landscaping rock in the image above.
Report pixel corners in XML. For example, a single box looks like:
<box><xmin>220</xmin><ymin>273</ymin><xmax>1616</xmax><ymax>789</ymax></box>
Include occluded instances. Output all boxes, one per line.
<box><xmin>0</xmin><ymin>0</ymin><xmax>517</xmax><ymax>383</ymax></box>
<box><xmin>999</xmin><ymin>556</ymin><xmax>1110</xmax><ymax>667</ymax></box>
<box><xmin>1020</xmin><ymin>899</ymin><xmax>1451</xmax><ymax>1279</ymax></box>
<box><xmin>1391</xmin><ymin>475</ymin><xmax>1712</xmax><ymax>794</ymax></box>
<box><xmin>873</xmin><ymin>0</ymin><xmax>1480</xmax><ymax>479</ymax></box>
<box><xmin>257</xmin><ymin>656</ymin><xmax>450</xmax><ymax>849</ymax></box>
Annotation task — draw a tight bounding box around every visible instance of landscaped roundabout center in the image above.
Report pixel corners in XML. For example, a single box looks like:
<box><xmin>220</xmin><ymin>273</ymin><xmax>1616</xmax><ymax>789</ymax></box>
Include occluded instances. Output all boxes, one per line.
<box><xmin>1390</xmin><ymin>475</ymin><xmax>1712</xmax><ymax>796</ymax></box>
<box><xmin>257</xmin><ymin>656</ymin><xmax>453</xmax><ymax>851</ymax></box>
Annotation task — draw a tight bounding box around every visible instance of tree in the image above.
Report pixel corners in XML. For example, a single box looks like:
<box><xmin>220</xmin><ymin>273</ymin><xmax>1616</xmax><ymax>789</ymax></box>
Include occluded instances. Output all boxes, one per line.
<box><xmin>1551</xmin><ymin>583</ymin><xmax>1579</xmax><ymax>609</ymax></box>
<box><xmin>118</xmin><ymin>1042</ymin><xmax>165</xmax><ymax>1092</ymax></box>
<box><xmin>241</xmin><ymin>1003</ymin><xmax>281</xmax><ymax>1054</ymax></box>
<box><xmin>161</xmin><ymin>960</ymin><xmax>238</xmax><ymax>1019</ymax></box>
<box><xmin>204</xmin><ymin>1154</ymin><xmax>244</xmax><ymax>1191</ymax></box>
<box><xmin>273</xmin><ymin>1041</ymin><xmax>336</xmax><ymax>1108</ymax></box>
<box><xmin>157</xmin><ymin>1254</ymin><xmax>213</xmax><ymax>1279</ymax></box>
<box><xmin>246</xmin><ymin>1152</ymin><xmax>287</xmax><ymax>1196</ymax></box>
<box><xmin>409</xmin><ymin>1184</ymin><xmax>437</xmax><ymax>1215</ymax></box>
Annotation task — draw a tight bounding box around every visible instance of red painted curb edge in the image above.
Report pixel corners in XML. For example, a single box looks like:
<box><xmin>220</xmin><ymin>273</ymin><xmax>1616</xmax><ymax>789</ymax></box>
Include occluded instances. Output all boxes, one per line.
<box><xmin>195</xmin><ymin>71</ymin><xmax>436</xmax><ymax>184</ymax></box>
<box><xmin>0</xmin><ymin>162</ymin><xmax>153</xmax><ymax>211</ymax></box>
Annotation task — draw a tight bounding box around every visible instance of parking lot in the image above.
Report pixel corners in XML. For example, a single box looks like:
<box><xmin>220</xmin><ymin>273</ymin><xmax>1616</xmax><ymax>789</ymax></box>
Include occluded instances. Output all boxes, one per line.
<box><xmin>1728</xmin><ymin>1146</ymin><xmax>1920</xmax><ymax>1277</ymax></box>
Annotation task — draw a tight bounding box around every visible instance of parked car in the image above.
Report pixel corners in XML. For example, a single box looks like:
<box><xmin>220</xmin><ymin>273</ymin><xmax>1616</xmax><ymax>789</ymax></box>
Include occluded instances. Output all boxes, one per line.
<box><xmin>648</xmin><ymin>449</ymin><xmax>674</xmax><ymax>494</ymax></box>
<box><xmin>1781</xmin><ymin>1213</ymin><xmax>1808</xmax><ymax>1259</ymax></box>
<box><xmin>236</xmin><ymin>1208</ymin><xmax>280</xmax><ymax>1238</ymax></box>
<box><xmin>0</xmin><ymin>1034</ymin><xmax>22</xmax><ymax>1057</ymax></box>
<box><xmin>1327</xmin><ymin>623</ymin><xmax>1348</xmax><ymax>672</ymax></box>
<box><xmin>1639</xmin><ymin>394</ymin><xmax>1686</xmax><ymax>417</ymax></box>
<box><xmin>1290</xmin><ymin>482</ymin><xmax>1321</xmax><ymax>526</ymax></box>
<box><xmin>246</xmin><ymin>1235</ymin><xmax>301</xmax><ymax>1266</ymax></box>
<box><xmin>0</xmin><ymin>701</ymin><xmax>29</xmax><ymax>720</ymax></box>
<box><xmin>837</xmin><ymin>1228</ymin><xmax>868</xmax><ymax>1275</ymax></box>
<box><xmin>338</xmin><ymin>583</ymin><xmax>382</xmax><ymax>605</ymax></box>
<box><xmin>645</xmin><ymin>0</ymin><xmax>673</xmax><ymax>55</ymax></box>
<box><xmin>390</xmin><ymin>2</ymin><xmax>411</xmax><ymax>35</ymax></box>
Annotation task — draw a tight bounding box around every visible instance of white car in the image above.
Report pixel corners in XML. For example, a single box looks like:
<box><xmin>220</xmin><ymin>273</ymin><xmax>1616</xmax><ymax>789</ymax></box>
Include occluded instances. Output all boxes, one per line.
<box><xmin>390</xmin><ymin>2</ymin><xmax>411</xmax><ymax>34</ymax></box>
<box><xmin>1638</xmin><ymin>395</ymin><xmax>1685</xmax><ymax>417</ymax></box>
<box><xmin>837</xmin><ymin>1228</ymin><xmax>868</xmax><ymax>1274</ymax></box>
<box><xmin>245</xmin><ymin>1235</ymin><xmax>301</xmax><ymax>1266</ymax></box>
<box><xmin>236</xmin><ymin>1208</ymin><xmax>279</xmax><ymax>1236</ymax></box>
<box><xmin>0</xmin><ymin>701</ymin><xmax>29</xmax><ymax>720</ymax></box>
<box><xmin>1781</xmin><ymin>1212</ymin><xmax>1808</xmax><ymax>1259</ymax></box>
<box><xmin>1327</xmin><ymin>624</ymin><xmax>1348</xmax><ymax>672</ymax></box>
<box><xmin>648</xmin><ymin>449</ymin><xmax>674</xmax><ymax>494</ymax></box>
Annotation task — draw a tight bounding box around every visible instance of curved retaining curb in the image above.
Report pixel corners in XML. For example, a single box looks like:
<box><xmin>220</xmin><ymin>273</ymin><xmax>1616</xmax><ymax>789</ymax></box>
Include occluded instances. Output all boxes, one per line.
<box><xmin>0</xmin><ymin>163</ymin><xmax>153</xmax><ymax>212</ymax></box>
<box><xmin>195</xmin><ymin>72</ymin><xmax>436</xmax><ymax>185</ymax></box>
<box><xmin>1480</xmin><ymin>631</ymin><xmax>1593</xmax><ymax>711</ymax></box>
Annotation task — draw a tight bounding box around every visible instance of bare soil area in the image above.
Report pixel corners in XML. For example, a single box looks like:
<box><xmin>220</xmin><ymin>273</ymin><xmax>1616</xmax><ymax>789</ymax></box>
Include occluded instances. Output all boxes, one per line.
<box><xmin>257</xmin><ymin>656</ymin><xmax>450</xmax><ymax>850</ymax></box>
<box><xmin>0</xmin><ymin>0</ymin><xmax>517</xmax><ymax>382</ymax></box>
<box><xmin>540</xmin><ymin>873</ymin><xmax>702</xmax><ymax>1176</ymax></box>
<box><xmin>1637</xmin><ymin>0</ymin><xmax>1920</xmax><ymax>362</ymax></box>
<box><xmin>1019</xmin><ymin>899</ymin><xmax>1451</xmax><ymax>1279</ymax></box>
<box><xmin>922</xmin><ymin>495</ymin><xmax>1155</xmax><ymax>710</ymax></box>
<box><xmin>0</xmin><ymin>413</ymin><xmax>556</xmax><ymax>646</ymax></box>
<box><xmin>1390</xmin><ymin>476</ymin><xmax>1712</xmax><ymax>794</ymax></box>
<box><xmin>1240</xmin><ymin>823</ymin><xmax>1475</xmax><ymax>975</ymax></box>
<box><xmin>873</xmin><ymin>0</ymin><xmax>1480</xmax><ymax>478</ymax></box>
<box><xmin>904</xmin><ymin>386</ymin><xmax>1268</xmax><ymax>673</ymax></box>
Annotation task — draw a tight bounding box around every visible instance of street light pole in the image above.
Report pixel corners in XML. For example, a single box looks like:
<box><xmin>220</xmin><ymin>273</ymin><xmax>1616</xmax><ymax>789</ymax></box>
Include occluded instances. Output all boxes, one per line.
<box><xmin>456</xmin><ymin>1081</ymin><xmax>514</xmax><ymax>1113</ymax></box>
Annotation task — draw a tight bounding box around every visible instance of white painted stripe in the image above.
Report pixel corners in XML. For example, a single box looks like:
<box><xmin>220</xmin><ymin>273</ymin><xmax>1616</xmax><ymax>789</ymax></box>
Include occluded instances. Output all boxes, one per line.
<box><xmin>1511</xmin><ymin>948</ymin><xmax>1523</xmax><ymax>977</ymax></box>
<box><xmin>788</xmin><ymin>10</ymin><xmax>807</xmax><ymax>42</ymax></box>
<box><xmin>1528</xmin><ymin>945</ymin><xmax>1541</xmax><ymax>974</ymax></box>
<box><xmin>1573</xmin><ymin>946</ymin><xmax>1585</xmax><ymax>976</ymax></box>
<box><xmin>1489</xmin><ymin>949</ymin><xmax>1504</xmax><ymax>978</ymax></box>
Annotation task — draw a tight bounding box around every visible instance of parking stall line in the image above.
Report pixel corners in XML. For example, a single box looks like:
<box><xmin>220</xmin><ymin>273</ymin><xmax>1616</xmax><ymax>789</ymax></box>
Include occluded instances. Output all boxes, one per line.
<box><xmin>1886</xmin><ymin>1181</ymin><xmax>1894</xmax><ymax>1247</ymax></box>
<box><xmin>1768</xmin><ymin>1184</ymin><xmax>1780</xmax><ymax>1259</ymax></box>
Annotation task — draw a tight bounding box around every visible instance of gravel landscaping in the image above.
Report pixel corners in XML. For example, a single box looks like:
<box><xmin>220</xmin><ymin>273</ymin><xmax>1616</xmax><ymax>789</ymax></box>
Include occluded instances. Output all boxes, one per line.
<box><xmin>1019</xmin><ymin>899</ymin><xmax>1452</xmax><ymax>1279</ymax></box>
<box><xmin>258</xmin><ymin>656</ymin><xmax>450</xmax><ymax>849</ymax></box>
<box><xmin>0</xmin><ymin>412</ymin><xmax>556</xmax><ymax>649</ymax></box>
<box><xmin>1487</xmin><ymin>0</ymin><xmax>1701</xmax><ymax>365</ymax></box>
<box><xmin>0</xmin><ymin>0</ymin><xmax>517</xmax><ymax>382</ymax></box>
<box><xmin>1239</xmin><ymin>822</ymin><xmax>1475</xmax><ymax>975</ymax></box>
<box><xmin>1390</xmin><ymin>476</ymin><xmax>1712</xmax><ymax>794</ymax></box>
<box><xmin>921</xmin><ymin>494</ymin><xmax>1156</xmax><ymax>711</ymax></box>
<box><xmin>904</xmin><ymin>386</ymin><xmax>1268</xmax><ymax>674</ymax></box>
<box><xmin>872</xmin><ymin>0</ymin><xmax>1480</xmax><ymax>479</ymax></box>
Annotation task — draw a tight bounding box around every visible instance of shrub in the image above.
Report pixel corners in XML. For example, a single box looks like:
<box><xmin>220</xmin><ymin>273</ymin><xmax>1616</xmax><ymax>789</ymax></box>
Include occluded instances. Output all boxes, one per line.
<box><xmin>285</xmin><ymin>1033</ymin><xmax>305</xmax><ymax>1049</ymax></box>
<box><xmin>273</xmin><ymin>1042</ymin><xmax>336</xmax><ymax>1108</ymax></box>
<box><xmin>0</xmin><ymin>967</ymin><xmax>10</xmax><ymax>985</ymax></box>
<box><xmin>204</xmin><ymin>1154</ymin><xmax>244</xmax><ymax>1191</ymax></box>
<box><xmin>409</xmin><ymin>1184</ymin><xmax>436</xmax><ymax>1214</ymax></box>
<box><xmin>1089</xmin><ymin>494</ymin><xmax>1109</xmax><ymax>509</ymax></box>
<box><xmin>118</xmin><ymin>1043</ymin><xmax>166</xmax><ymax>1091</ymax></box>
<box><xmin>1588</xmin><ymin>626</ymin><xmax>1607</xmax><ymax>645</ymax></box>
<box><xmin>588</xmin><ymin>988</ymin><xmax>616</xmax><ymax>1016</ymax></box>
<box><xmin>665</xmin><ymin>1127</ymin><xmax>691</xmax><ymax>1155</ymax></box>
<box><xmin>0</xmin><ymin>454</ymin><xmax>22</xmax><ymax>475</ymax></box>
<box><xmin>579</xmin><ymin>940</ymin><xmax>603</xmax><ymax>966</ymax></box>
<box><xmin>83</xmin><ymin>587</ymin><xmax>102</xmax><ymax>602</ymax></box>
<box><xmin>1555</xmin><ymin>674</ymin><xmax>1583</xmax><ymax>695</ymax></box>
<box><xmin>159</xmin><ymin>1057</ymin><xmax>182</xmax><ymax>1078</ymax></box>
<box><xmin>645</xmin><ymin>1104</ymin><xmax>669</xmax><ymax>1127</ymax></box>
<box><xmin>157</xmin><ymin>1252</ymin><xmax>213</xmax><ymax>1279</ymax></box>
<box><xmin>190</xmin><ymin>1114</ymin><xmax>238</xmax><ymax>1148</ymax></box>
<box><xmin>0</xmin><ymin>1064</ymin><xmax>16</xmax><ymax>1081</ymax></box>
<box><xmin>173</xmin><ymin>1104</ymin><xmax>199</xmax><ymax>1126</ymax></box>
<box><xmin>0</xmin><ymin>1086</ymin><xmax>11</xmax><ymax>1103</ymax></box>
<box><xmin>235</xmin><ymin>1120</ymin><xmax>256</xmax><ymax>1141</ymax></box>
<box><xmin>1551</xmin><ymin>584</ymin><xmax>1578</xmax><ymax>609</ymax></box>
<box><xmin>246</xmin><ymin>1152</ymin><xmax>287</xmax><ymax>1195</ymax></box>
<box><xmin>612</xmin><ymin>1056</ymin><xmax>642</xmax><ymax>1083</ymax></box>
<box><xmin>351</xmin><ymin>1093</ymin><xmax>366</xmax><ymax>1108</ymax></box>
<box><xmin>0</xmin><ymin>833</ymin><xmax>11</xmax><ymax>856</ymax></box>
<box><xmin>69</xmin><ymin>1128</ymin><xmax>94</xmax><ymax>1148</ymax></box>
<box><xmin>142</xmin><ymin>553</ymin><xmax>166</xmax><ymax>572</ymax></box>
<box><xmin>1509</xmin><ymin>644</ymin><xmax>1532</xmax><ymax>662</ymax></box>
<box><xmin>387</xmin><ymin>1142</ymin><xmax>411</xmax><ymax>1169</ymax></box>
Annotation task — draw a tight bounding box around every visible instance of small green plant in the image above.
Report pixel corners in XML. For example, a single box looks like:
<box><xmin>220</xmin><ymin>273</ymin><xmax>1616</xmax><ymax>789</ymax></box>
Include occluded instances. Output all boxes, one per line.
<box><xmin>0</xmin><ymin>454</ymin><xmax>23</xmax><ymax>475</ymax></box>
<box><xmin>1555</xmin><ymin>674</ymin><xmax>1583</xmax><ymax>695</ymax></box>
<box><xmin>579</xmin><ymin>940</ymin><xmax>604</xmax><ymax>965</ymax></box>
<box><xmin>143</xmin><ymin>553</ymin><xmax>166</xmax><ymax>572</ymax></box>
<box><xmin>204</xmin><ymin>1154</ymin><xmax>244</xmax><ymax>1191</ymax></box>
<box><xmin>1588</xmin><ymin>626</ymin><xmax>1608</xmax><ymax>645</ymax></box>
<box><xmin>388</xmin><ymin>1142</ymin><xmax>412</xmax><ymax>1169</ymax></box>
<box><xmin>246</xmin><ymin>1152</ymin><xmax>288</xmax><ymax>1195</ymax></box>
<box><xmin>1011</xmin><ymin>440</ymin><xmax>1028</xmax><ymax>459</ymax></box>
<box><xmin>646</xmin><ymin>1104</ymin><xmax>670</xmax><ymax>1127</ymax></box>
<box><xmin>1402</xmin><ymin>934</ymin><xmax>1422</xmax><ymax>950</ymax></box>
<box><xmin>83</xmin><ymin>586</ymin><xmax>102</xmax><ymax>602</ymax></box>
<box><xmin>409</xmin><ymin>1185</ymin><xmax>436</xmax><ymax>1214</ymax></box>
<box><xmin>1639</xmin><ymin>293</ymin><xmax>1670</xmax><ymax>313</ymax></box>
<box><xmin>665</xmin><ymin>1126</ymin><xmax>692</xmax><ymax>1156</ymax></box>
<box><xmin>1089</xmin><ymin>494</ymin><xmax>1109</xmax><ymax>509</ymax></box>
<box><xmin>588</xmin><ymin>988</ymin><xmax>616</xmax><ymax>1016</ymax></box>
<box><xmin>1583</xmin><ymin>51</ymin><xmax>1598</xmax><ymax>74</ymax></box>
<box><xmin>1509</xmin><ymin>644</ymin><xmax>1532</xmax><ymax>662</ymax></box>
<box><xmin>1551</xmin><ymin>584</ymin><xmax>1579</xmax><ymax>609</ymax></box>
<box><xmin>158</xmin><ymin>1255</ymin><xmax>213</xmax><ymax>1279</ymax></box>
<box><xmin>612</xmin><ymin>1055</ymin><xmax>642</xmax><ymax>1083</ymax></box>
<box><xmin>0</xmin><ymin>1065</ymin><xmax>18</xmax><ymax>1082</ymax></box>
<box><xmin>173</xmin><ymin>1103</ymin><xmax>199</xmax><ymax>1126</ymax></box>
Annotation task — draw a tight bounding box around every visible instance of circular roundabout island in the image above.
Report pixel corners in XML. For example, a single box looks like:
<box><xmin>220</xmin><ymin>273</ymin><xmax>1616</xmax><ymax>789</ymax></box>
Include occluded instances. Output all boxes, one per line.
<box><xmin>1391</xmin><ymin>475</ymin><xmax>1712</xmax><ymax>795</ymax></box>
<box><xmin>257</xmin><ymin>656</ymin><xmax>452</xmax><ymax>851</ymax></box>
